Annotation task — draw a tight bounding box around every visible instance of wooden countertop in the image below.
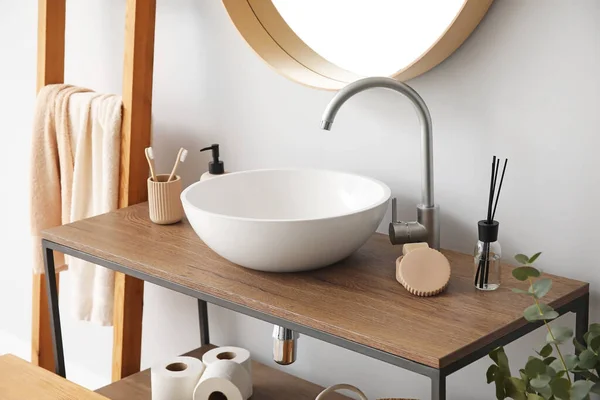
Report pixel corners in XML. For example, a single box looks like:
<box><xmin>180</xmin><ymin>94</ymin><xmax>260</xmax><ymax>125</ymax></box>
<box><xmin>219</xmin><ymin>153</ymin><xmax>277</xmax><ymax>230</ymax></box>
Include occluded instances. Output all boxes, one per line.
<box><xmin>42</xmin><ymin>203</ymin><xmax>589</xmax><ymax>368</ymax></box>
<box><xmin>0</xmin><ymin>354</ymin><xmax>107</xmax><ymax>399</ymax></box>
<box><xmin>96</xmin><ymin>345</ymin><xmax>347</xmax><ymax>399</ymax></box>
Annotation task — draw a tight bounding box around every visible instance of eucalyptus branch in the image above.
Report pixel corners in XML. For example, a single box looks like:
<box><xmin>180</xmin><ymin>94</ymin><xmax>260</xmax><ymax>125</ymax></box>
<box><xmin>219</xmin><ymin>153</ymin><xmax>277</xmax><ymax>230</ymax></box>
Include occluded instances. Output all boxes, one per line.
<box><xmin>528</xmin><ymin>284</ymin><xmax>574</xmax><ymax>388</ymax></box>
<box><xmin>486</xmin><ymin>253</ymin><xmax>599</xmax><ymax>400</ymax></box>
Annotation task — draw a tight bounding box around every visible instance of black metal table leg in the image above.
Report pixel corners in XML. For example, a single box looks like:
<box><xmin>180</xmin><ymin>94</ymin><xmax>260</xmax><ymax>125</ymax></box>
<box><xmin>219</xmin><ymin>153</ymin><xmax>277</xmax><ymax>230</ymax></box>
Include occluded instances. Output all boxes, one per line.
<box><xmin>431</xmin><ymin>371</ymin><xmax>446</xmax><ymax>400</ymax></box>
<box><xmin>42</xmin><ymin>242</ymin><xmax>66</xmax><ymax>378</ymax></box>
<box><xmin>575</xmin><ymin>293</ymin><xmax>590</xmax><ymax>381</ymax></box>
<box><xmin>198</xmin><ymin>299</ymin><xmax>210</xmax><ymax>346</ymax></box>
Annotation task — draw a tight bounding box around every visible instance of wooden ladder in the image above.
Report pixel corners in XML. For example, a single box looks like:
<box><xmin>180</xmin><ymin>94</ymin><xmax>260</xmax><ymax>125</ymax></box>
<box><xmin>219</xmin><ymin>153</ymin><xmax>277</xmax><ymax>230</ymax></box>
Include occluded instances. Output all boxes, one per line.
<box><xmin>33</xmin><ymin>0</ymin><xmax>155</xmax><ymax>381</ymax></box>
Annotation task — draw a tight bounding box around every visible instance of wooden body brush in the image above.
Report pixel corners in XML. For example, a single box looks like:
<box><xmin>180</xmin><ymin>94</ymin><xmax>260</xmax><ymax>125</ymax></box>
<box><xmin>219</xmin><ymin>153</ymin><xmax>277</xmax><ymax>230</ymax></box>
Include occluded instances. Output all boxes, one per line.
<box><xmin>396</xmin><ymin>243</ymin><xmax>451</xmax><ymax>297</ymax></box>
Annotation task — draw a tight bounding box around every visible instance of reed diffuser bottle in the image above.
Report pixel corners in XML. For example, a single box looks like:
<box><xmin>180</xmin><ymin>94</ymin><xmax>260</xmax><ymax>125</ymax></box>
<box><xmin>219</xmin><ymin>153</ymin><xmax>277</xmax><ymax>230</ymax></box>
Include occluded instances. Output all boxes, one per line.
<box><xmin>474</xmin><ymin>156</ymin><xmax>508</xmax><ymax>291</ymax></box>
<box><xmin>475</xmin><ymin>221</ymin><xmax>501</xmax><ymax>290</ymax></box>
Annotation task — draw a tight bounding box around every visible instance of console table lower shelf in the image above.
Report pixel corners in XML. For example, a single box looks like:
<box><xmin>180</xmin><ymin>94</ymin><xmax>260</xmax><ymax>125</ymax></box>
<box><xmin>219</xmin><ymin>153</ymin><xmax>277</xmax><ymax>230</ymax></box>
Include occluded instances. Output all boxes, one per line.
<box><xmin>95</xmin><ymin>345</ymin><xmax>347</xmax><ymax>400</ymax></box>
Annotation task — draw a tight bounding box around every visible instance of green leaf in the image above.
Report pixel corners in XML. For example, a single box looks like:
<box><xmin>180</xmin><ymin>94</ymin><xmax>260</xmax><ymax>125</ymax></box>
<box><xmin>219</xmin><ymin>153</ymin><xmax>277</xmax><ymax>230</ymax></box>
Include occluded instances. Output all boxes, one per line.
<box><xmin>487</xmin><ymin>364</ymin><xmax>499</xmax><ymax>384</ymax></box>
<box><xmin>505</xmin><ymin>377</ymin><xmax>527</xmax><ymax>400</ymax></box>
<box><xmin>585</xmin><ymin>331</ymin><xmax>600</xmax><ymax>351</ymax></box>
<box><xmin>526</xmin><ymin>357</ymin><xmax>548</xmax><ymax>378</ymax></box>
<box><xmin>490</xmin><ymin>347</ymin><xmax>511</xmax><ymax>375</ymax></box>
<box><xmin>495</xmin><ymin>373</ymin><xmax>506</xmax><ymax>400</ymax></box>
<box><xmin>555</xmin><ymin>369</ymin><xmax>566</xmax><ymax>378</ymax></box>
<box><xmin>515</xmin><ymin>254</ymin><xmax>530</xmax><ymax>264</ymax></box>
<box><xmin>527</xmin><ymin>394</ymin><xmax>544</xmax><ymax>400</ymax></box>
<box><xmin>537</xmin><ymin>383</ymin><xmax>553</xmax><ymax>399</ymax></box>
<box><xmin>550</xmin><ymin>358</ymin><xmax>565</xmax><ymax>374</ymax></box>
<box><xmin>543</xmin><ymin>356</ymin><xmax>557</xmax><ymax>366</ymax></box>
<box><xmin>550</xmin><ymin>377</ymin><xmax>571</xmax><ymax>399</ymax></box>
<box><xmin>574</xmin><ymin>338</ymin><xmax>587</xmax><ymax>353</ymax></box>
<box><xmin>571</xmin><ymin>369</ymin><xmax>599</xmax><ymax>382</ymax></box>
<box><xmin>570</xmin><ymin>380</ymin><xmax>594</xmax><ymax>400</ymax></box>
<box><xmin>530</xmin><ymin>374</ymin><xmax>552</xmax><ymax>389</ymax></box>
<box><xmin>512</xmin><ymin>288</ymin><xmax>535</xmax><ymax>296</ymax></box>
<box><xmin>590</xmin><ymin>332</ymin><xmax>600</xmax><ymax>352</ymax></box>
<box><xmin>537</xmin><ymin>344</ymin><xmax>553</xmax><ymax>358</ymax></box>
<box><xmin>591</xmin><ymin>381</ymin><xmax>600</xmax><ymax>395</ymax></box>
<box><xmin>531</xmin><ymin>278</ymin><xmax>552</xmax><ymax>299</ymax></box>
<box><xmin>524</xmin><ymin>303</ymin><xmax>559</xmax><ymax>322</ymax></box>
<box><xmin>578</xmin><ymin>349</ymin><xmax>598</xmax><ymax>369</ymax></box>
<box><xmin>519</xmin><ymin>368</ymin><xmax>530</xmax><ymax>386</ymax></box>
<box><xmin>564</xmin><ymin>354</ymin><xmax>578</xmax><ymax>371</ymax></box>
<box><xmin>547</xmin><ymin>326</ymin><xmax>574</xmax><ymax>344</ymax></box>
<box><xmin>512</xmin><ymin>266</ymin><xmax>541</xmax><ymax>281</ymax></box>
<box><xmin>589</xmin><ymin>323</ymin><xmax>600</xmax><ymax>334</ymax></box>
<box><xmin>528</xmin><ymin>252</ymin><xmax>542</xmax><ymax>264</ymax></box>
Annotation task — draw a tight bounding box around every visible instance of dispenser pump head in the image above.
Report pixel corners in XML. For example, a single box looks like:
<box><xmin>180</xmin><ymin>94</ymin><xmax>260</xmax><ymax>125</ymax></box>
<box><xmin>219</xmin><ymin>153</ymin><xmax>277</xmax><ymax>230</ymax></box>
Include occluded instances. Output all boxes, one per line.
<box><xmin>200</xmin><ymin>144</ymin><xmax>225</xmax><ymax>175</ymax></box>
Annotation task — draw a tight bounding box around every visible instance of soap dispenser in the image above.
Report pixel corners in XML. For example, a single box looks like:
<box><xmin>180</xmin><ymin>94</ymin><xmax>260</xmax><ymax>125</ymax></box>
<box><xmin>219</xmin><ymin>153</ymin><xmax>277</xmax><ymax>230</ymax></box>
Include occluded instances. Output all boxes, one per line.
<box><xmin>200</xmin><ymin>144</ymin><xmax>227</xmax><ymax>181</ymax></box>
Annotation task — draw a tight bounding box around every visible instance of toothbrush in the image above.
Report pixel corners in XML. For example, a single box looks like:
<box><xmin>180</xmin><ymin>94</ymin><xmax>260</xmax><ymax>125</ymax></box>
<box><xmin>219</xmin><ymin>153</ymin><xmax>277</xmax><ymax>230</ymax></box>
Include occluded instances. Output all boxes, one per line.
<box><xmin>168</xmin><ymin>147</ymin><xmax>188</xmax><ymax>182</ymax></box>
<box><xmin>145</xmin><ymin>147</ymin><xmax>157</xmax><ymax>181</ymax></box>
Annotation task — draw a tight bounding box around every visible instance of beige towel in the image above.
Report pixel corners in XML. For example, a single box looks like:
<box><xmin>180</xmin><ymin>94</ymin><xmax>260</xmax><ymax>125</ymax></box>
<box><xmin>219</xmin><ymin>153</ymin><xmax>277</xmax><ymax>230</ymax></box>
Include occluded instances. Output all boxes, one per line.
<box><xmin>67</xmin><ymin>92</ymin><xmax>122</xmax><ymax>325</ymax></box>
<box><xmin>30</xmin><ymin>85</ymin><xmax>122</xmax><ymax>325</ymax></box>
<box><xmin>30</xmin><ymin>84</ymin><xmax>91</xmax><ymax>274</ymax></box>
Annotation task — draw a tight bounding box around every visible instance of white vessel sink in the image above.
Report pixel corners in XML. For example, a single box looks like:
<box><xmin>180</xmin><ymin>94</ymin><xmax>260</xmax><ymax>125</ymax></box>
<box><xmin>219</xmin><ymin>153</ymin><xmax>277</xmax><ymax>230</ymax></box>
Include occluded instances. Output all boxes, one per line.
<box><xmin>181</xmin><ymin>169</ymin><xmax>390</xmax><ymax>272</ymax></box>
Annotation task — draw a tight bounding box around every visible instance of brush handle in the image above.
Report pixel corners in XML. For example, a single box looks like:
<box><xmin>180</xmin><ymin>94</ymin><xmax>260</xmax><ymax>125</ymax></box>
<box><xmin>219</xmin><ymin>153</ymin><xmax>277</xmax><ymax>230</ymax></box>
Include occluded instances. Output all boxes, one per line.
<box><xmin>145</xmin><ymin>148</ymin><xmax>157</xmax><ymax>181</ymax></box>
<box><xmin>167</xmin><ymin>148</ymin><xmax>184</xmax><ymax>182</ymax></box>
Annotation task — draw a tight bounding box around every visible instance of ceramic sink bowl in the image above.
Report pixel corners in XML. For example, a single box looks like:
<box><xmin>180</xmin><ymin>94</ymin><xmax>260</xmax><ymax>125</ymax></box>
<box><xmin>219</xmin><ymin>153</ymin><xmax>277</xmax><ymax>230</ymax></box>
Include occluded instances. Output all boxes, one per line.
<box><xmin>181</xmin><ymin>169</ymin><xmax>390</xmax><ymax>272</ymax></box>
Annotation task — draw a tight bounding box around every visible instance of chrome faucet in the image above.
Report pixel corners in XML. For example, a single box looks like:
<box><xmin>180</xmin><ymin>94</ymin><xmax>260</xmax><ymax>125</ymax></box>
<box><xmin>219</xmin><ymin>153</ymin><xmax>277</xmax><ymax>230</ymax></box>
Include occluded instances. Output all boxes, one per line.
<box><xmin>320</xmin><ymin>77</ymin><xmax>440</xmax><ymax>249</ymax></box>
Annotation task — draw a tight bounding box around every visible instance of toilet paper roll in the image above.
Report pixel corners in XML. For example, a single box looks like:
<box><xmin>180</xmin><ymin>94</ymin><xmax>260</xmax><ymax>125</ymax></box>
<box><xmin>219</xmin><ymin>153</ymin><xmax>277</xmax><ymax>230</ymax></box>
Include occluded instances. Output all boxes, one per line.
<box><xmin>202</xmin><ymin>346</ymin><xmax>252</xmax><ymax>377</ymax></box>
<box><xmin>193</xmin><ymin>360</ymin><xmax>252</xmax><ymax>400</ymax></box>
<box><xmin>151</xmin><ymin>356</ymin><xmax>206</xmax><ymax>400</ymax></box>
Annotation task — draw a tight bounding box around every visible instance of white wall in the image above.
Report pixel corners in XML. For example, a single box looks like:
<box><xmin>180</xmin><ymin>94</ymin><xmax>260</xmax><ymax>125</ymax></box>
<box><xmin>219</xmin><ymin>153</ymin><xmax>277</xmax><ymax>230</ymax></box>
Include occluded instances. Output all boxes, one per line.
<box><xmin>1</xmin><ymin>0</ymin><xmax>599</xmax><ymax>398</ymax></box>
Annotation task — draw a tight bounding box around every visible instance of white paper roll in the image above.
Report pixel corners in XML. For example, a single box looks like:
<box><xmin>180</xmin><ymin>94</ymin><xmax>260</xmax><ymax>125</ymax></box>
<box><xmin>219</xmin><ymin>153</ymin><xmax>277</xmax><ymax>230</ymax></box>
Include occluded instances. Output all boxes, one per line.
<box><xmin>193</xmin><ymin>360</ymin><xmax>252</xmax><ymax>400</ymax></box>
<box><xmin>151</xmin><ymin>356</ymin><xmax>206</xmax><ymax>400</ymax></box>
<box><xmin>202</xmin><ymin>346</ymin><xmax>252</xmax><ymax>377</ymax></box>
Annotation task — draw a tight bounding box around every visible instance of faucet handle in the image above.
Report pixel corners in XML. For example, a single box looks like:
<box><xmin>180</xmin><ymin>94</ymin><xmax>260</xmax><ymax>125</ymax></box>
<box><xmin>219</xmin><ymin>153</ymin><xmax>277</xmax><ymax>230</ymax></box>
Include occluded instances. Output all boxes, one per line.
<box><xmin>389</xmin><ymin>198</ymin><xmax>429</xmax><ymax>245</ymax></box>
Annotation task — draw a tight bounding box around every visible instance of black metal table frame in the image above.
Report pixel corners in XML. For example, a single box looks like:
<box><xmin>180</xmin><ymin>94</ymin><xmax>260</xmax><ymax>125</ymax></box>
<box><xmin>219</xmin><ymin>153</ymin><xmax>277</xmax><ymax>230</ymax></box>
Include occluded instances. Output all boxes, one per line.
<box><xmin>41</xmin><ymin>239</ymin><xmax>590</xmax><ymax>400</ymax></box>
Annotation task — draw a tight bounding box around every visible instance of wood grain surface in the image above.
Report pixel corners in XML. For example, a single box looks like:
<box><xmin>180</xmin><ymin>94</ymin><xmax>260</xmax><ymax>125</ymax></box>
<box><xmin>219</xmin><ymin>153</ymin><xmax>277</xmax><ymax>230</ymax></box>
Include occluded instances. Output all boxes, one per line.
<box><xmin>112</xmin><ymin>0</ymin><xmax>156</xmax><ymax>381</ymax></box>
<box><xmin>96</xmin><ymin>345</ymin><xmax>348</xmax><ymax>400</ymax></box>
<box><xmin>32</xmin><ymin>0</ymin><xmax>66</xmax><ymax>373</ymax></box>
<box><xmin>43</xmin><ymin>203</ymin><xmax>589</xmax><ymax>368</ymax></box>
<box><xmin>0</xmin><ymin>354</ymin><xmax>107</xmax><ymax>400</ymax></box>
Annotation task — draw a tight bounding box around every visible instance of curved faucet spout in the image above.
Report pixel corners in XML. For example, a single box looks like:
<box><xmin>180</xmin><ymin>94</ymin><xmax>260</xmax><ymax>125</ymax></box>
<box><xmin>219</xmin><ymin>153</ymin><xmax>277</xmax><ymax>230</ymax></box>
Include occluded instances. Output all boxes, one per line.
<box><xmin>321</xmin><ymin>77</ymin><xmax>434</xmax><ymax>207</ymax></box>
<box><xmin>320</xmin><ymin>77</ymin><xmax>439</xmax><ymax>249</ymax></box>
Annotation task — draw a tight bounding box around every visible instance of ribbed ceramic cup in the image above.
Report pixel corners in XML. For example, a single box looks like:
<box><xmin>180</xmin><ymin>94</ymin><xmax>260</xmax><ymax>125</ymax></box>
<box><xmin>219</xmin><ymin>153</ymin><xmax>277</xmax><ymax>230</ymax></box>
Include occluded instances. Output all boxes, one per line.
<box><xmin>148</xmin><ymin>174</ymin><xmax>183</xmax><ymax>224</ymax></box>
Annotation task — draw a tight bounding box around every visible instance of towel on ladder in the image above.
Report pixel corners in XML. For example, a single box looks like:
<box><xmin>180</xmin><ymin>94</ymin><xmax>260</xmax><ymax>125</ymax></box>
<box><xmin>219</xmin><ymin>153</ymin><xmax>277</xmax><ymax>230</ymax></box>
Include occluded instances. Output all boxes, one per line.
<box><xmin>30</xmin><ymin>84</ymin><xmax>90</xmax><ymax>274</ymax></box>
<box><xmin>30</xmin><ymin>84</ymin><xmax>122</xmax><ymax>325</ymax></box>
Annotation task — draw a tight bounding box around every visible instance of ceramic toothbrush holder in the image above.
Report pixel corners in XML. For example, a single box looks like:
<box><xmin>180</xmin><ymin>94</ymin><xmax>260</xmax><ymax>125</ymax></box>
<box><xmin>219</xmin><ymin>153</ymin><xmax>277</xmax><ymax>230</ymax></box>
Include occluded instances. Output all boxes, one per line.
<box><xmin>148</xmin><ymin>174</ymin><xmax>183</xmax><ymax>224</ymax></box>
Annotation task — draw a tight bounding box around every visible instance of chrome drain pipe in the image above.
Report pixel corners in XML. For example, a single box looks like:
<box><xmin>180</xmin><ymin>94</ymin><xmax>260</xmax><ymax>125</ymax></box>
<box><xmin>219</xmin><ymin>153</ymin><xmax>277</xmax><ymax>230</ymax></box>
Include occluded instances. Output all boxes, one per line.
<box><xmin>272</xmin><ymin>325</ymin><xmax>298</xmax><ymax>365</ymax></box>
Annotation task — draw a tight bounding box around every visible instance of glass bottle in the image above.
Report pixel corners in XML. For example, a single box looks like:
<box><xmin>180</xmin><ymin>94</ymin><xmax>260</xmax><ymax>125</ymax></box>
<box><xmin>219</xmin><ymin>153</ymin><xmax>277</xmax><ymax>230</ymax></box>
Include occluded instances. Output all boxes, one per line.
<box><xmin>474</xmin><ymin>220</ymin><xmax>501</xmax><ymax>291</ymax></box>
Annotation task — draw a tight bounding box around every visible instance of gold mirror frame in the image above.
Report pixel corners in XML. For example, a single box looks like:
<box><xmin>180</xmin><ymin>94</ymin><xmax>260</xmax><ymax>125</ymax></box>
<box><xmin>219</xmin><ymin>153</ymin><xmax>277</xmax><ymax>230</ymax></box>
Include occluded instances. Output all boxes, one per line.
<box><xmin>223</xmin><ymin>0</ymin><xmax>494</xmax><ymax>90</ymax></box>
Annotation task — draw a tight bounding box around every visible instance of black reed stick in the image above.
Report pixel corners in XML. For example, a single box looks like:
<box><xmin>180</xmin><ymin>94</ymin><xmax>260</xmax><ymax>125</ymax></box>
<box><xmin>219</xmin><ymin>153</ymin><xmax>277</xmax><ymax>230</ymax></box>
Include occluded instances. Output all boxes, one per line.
<box><xmin>492</xmin><ymin>158</ymin><xmax>500</xmax><ymax>209</ymax></box>
<box><xmin>492</xmin><ymin>159</ymin><xmax>508</xmax><ymax>220</ymax></box>
<box><xmin>477</xmin><ymin>242</ymin><xmax>487</xmax><ymax>289</ymax></box>
<box><xmin>485</xmin><ymin>159</ymin><xmax>508</xmax><ymax>286</ymax></box>
<box><xmin>486</xmin><ymin>156</ymin><xmax>496</xmax><ymax>223</ymax></box>
<box><xmin>483</xmin><ymin>241</ymin><xmax>491</xmax><ymax>286</ymax></box>
<box><xmin>482</xmin><ymin>242</ymin><xmax>490</xmax><ymax>287</ymax></box>
<box><xmin>474</xmin><ymin>262</ymin><xmax>482</xmax><ymax>287</ymax></box>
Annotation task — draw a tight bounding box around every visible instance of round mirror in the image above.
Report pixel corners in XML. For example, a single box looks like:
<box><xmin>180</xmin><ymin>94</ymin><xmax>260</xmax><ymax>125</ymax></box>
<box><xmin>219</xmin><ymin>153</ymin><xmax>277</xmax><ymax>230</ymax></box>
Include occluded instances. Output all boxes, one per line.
<box><xmin>223</xmin><ymin>0</ymin><xmax>493</xmax><ymax>90</ymax></box>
